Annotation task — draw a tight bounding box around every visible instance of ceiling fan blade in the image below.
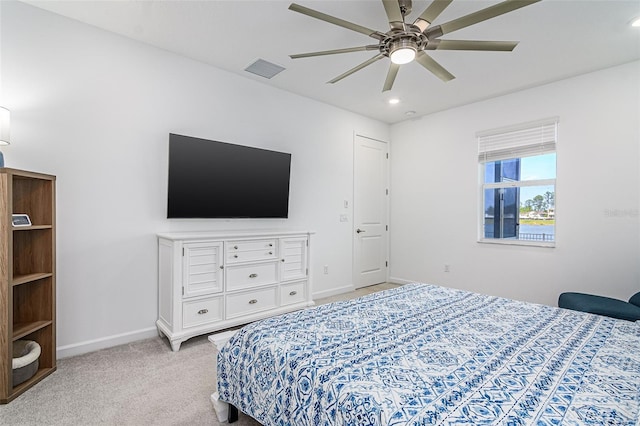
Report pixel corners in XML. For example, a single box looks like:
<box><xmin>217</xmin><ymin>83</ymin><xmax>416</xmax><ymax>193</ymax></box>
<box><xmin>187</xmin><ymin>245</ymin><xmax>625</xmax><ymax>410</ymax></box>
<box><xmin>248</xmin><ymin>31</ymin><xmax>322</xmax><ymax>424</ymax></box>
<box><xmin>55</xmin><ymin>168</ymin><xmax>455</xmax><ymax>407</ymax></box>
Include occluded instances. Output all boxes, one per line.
<box><xmin>413</xmin><ymin>0</ymin><xmax>453</xmax><ymax>33</ymax></box>
<box><xmin>382</xmin><ymin>0</ymin><xmax>404</xmax><ymax>30</ymax></box>
<box><xmin>426</xmin><ymin>40</ymin><xmax>519</xmax><ymax>51</ymax></box>
<box><xmin>415</xmin><ymin>51</ymin><xmax>455</xmax><ymax>82</ymax></box>
<box><xmin>383</xmin><ymin>63</ymin><xmax>401</xmax><ymax>92</ymax></box>
<box><xmin>426</xmin><ymin>0</ymin><xmax>541</xmax><ymax>38</ymax></box>
<box><xmin>290</xmin><ymin>45</ymin><xmax>380</xmax><ymax>59</ymax></box>
<box><xmin>289</xmin><ymin>3</ymin><xmax>385</xmax><ymax>40</ymax></box>
<box><xmin>328</xmin><ymin>54</ymin><xmax>385</xmax><ymax>84</ymax></box>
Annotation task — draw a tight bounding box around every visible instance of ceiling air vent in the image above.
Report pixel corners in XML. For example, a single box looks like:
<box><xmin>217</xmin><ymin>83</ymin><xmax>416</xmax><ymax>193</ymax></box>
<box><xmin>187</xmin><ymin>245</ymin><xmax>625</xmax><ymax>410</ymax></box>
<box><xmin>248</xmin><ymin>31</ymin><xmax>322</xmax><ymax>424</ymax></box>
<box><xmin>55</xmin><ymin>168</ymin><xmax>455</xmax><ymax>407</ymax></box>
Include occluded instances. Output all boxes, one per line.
<box><xmin>244</xmin><ymin>59</ymin><xmax>285</xmax><ymax>79</ymax></box>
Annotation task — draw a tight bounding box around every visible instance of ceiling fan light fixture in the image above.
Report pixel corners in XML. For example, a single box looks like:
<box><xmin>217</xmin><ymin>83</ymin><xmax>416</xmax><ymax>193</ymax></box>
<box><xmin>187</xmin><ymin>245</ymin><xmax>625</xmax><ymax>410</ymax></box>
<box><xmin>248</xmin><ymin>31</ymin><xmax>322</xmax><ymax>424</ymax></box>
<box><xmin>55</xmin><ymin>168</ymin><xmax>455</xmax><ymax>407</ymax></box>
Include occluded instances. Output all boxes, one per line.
<box><xmin>389</xmin><ymin>40</ymin><xmax>417</xmax><ymax>65</ymax></box>
<box><xmin>390</xmin><ymin>47</ymin><xmax>416</xmax><ymax>64</ymax></box>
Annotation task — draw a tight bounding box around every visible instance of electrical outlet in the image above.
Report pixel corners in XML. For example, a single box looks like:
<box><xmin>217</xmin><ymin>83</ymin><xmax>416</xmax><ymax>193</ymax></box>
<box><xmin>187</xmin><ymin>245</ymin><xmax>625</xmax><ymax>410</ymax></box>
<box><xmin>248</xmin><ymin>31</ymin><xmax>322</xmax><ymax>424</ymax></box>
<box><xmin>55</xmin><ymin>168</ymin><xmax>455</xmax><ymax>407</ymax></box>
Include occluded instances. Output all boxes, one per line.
<box><xmin>324</xmin><ymin>265</ymin><xmax>329</xmax><ymax>274</ymax></box>
<box><xmin>444</xmin><ymin>264</ymin><xmax>451</xmax><ymax>273</ymax></box>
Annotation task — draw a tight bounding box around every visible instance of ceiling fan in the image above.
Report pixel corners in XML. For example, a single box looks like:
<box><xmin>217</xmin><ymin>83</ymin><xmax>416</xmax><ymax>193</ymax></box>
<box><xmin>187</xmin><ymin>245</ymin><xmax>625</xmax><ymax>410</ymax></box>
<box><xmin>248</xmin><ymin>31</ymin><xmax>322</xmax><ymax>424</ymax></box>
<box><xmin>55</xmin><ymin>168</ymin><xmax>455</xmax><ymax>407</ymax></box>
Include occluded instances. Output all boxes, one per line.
<box><xmin>288</xmin><ymin>0</ymin><xmax>541</xmax><ymax>91</ymax></box>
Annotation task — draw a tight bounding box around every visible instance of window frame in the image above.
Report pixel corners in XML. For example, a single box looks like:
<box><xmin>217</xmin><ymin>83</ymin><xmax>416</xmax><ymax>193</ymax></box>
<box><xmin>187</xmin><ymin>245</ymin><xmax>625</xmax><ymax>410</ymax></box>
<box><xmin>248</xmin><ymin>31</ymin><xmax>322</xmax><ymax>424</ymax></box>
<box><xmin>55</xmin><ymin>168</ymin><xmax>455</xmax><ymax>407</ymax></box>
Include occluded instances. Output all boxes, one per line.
<box><xmin>477</xmin><ymin>118</ymin><xmax>558</xmax><ymax>248</ymax></box>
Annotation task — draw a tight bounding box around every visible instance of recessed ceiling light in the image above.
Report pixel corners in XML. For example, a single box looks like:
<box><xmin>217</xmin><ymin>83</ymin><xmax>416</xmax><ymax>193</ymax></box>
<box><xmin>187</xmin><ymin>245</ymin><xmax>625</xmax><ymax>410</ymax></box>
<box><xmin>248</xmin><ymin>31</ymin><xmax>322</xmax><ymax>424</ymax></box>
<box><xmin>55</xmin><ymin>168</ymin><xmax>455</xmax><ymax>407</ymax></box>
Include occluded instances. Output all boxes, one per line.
<box><xmin>632</xmin><ymin>17</ymin><xmax>640</xmax><ymax>27</ymax></box>
<box><xmin>405</xmin><ymin>110</ymin><xmax>416</xmax><ymax>116</ymax></box>
<box><xmin>388</xmin><ymin>98</ymin><xmax>400</xmax><ymax>105</ymax></box>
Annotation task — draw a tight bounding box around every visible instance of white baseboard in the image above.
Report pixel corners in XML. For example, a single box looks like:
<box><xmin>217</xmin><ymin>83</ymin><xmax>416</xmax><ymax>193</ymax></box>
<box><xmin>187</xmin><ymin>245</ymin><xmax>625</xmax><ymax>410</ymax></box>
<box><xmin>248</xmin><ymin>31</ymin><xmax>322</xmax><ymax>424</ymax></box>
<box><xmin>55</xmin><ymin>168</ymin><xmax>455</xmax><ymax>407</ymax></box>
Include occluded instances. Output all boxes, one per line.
<box><xmin>313</xmin><ymin>283</ymin><xmax>355</xmax><ymax>300</ymax></box>
<box><xmin>56</xmin><ymin>326</ymin><xmax>158</xmax><ymax>359</ymax></box>
<box><xmin>388</xmin><ymin>277</ymin><xmax>416</xmax><ymax>285</ymax></box>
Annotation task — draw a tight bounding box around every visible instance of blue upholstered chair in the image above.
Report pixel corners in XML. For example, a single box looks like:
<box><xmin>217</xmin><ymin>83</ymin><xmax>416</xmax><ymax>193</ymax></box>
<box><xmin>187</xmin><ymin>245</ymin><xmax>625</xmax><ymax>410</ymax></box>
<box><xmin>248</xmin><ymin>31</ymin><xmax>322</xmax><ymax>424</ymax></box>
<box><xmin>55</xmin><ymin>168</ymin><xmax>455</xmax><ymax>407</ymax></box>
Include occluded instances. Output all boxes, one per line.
<box><xmin>558</xmin><ymin>291</ymin><xmax>640</xmax><ymax>322</ymax></box>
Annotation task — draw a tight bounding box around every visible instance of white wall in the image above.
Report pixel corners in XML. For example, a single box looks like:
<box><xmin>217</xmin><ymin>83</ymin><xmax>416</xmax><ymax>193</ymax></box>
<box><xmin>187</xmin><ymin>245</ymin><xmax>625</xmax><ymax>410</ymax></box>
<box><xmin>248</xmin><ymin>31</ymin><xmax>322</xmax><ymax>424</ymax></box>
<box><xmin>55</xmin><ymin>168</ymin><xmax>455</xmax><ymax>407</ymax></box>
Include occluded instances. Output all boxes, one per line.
<box><xmin>0</xmin><ymin>1</ymin><xmax>389</xmax><ymax>356</ymax></box>
<box><xmin>389</xmin><ymin>61</ymin><xmax>640</xmax><ymax>307</ymax></box>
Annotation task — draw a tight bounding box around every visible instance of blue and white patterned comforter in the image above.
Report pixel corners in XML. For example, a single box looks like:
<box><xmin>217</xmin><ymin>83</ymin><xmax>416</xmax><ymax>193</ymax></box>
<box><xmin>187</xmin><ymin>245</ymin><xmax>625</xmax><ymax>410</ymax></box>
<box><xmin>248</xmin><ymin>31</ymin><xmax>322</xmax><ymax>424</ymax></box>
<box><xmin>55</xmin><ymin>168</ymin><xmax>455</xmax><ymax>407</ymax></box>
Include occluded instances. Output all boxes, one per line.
<box><xmin>217</xmin><ymin>283</ymin><xmax>640</xmax><ymax>425</ymax></box>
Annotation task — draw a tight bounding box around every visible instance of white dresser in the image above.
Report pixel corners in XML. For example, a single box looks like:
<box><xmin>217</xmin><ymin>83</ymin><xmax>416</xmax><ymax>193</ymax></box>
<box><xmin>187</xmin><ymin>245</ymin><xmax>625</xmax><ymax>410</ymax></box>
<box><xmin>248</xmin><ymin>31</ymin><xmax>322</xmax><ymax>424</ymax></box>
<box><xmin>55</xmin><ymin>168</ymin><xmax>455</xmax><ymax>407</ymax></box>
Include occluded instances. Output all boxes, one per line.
<box><xmin>157</xmin><ymin>230</ymin><xmax>314</xmax><ymax>351</ymax></box>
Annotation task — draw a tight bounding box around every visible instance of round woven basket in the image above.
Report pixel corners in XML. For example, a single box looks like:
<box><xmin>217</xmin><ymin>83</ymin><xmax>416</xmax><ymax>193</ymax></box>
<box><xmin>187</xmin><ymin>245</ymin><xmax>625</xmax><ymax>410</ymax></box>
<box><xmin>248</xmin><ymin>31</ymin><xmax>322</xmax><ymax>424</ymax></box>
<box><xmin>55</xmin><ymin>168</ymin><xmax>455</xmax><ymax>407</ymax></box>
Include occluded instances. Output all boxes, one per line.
<box><xmin>12</xmin><ymin>340</ymin><xmax>41</xmax><ymax>386</ymax></box>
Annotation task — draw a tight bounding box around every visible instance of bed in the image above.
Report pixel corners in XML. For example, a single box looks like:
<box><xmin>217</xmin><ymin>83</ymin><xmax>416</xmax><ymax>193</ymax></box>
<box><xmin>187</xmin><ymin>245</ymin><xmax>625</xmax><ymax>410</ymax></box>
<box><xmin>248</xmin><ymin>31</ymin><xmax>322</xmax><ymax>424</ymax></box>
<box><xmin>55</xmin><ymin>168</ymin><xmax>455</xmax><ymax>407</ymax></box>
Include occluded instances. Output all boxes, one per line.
<box><xmin>215</xmin><ymin>283</ymin><xmax>640</xmax><ymax>425</ymax></box>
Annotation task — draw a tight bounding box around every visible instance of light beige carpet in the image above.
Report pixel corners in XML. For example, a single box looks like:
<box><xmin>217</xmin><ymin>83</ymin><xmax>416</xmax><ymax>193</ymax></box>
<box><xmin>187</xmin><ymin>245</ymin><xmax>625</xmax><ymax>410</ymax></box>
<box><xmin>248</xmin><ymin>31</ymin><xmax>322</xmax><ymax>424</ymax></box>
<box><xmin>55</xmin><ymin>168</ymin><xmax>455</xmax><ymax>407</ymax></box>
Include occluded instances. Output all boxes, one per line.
<box><xmin>0</xmin><ymin>283</ymin><xmax>399</xmax><ymax>425</ymax></box>
<box><xmin>0</xmin><ymin>335</ymin><xmax>254</xmax><ymax>426</ymax></box>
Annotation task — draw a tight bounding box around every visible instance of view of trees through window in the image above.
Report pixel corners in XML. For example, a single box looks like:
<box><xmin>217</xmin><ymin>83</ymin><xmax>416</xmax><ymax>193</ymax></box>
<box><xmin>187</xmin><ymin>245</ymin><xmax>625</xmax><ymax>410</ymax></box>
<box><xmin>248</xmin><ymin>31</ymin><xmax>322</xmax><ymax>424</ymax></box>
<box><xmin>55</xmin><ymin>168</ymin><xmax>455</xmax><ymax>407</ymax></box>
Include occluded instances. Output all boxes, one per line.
<box><xmin>521</xmin><ymin>191</ymin><xmax>554</xmax><ymax>215</ymax></box>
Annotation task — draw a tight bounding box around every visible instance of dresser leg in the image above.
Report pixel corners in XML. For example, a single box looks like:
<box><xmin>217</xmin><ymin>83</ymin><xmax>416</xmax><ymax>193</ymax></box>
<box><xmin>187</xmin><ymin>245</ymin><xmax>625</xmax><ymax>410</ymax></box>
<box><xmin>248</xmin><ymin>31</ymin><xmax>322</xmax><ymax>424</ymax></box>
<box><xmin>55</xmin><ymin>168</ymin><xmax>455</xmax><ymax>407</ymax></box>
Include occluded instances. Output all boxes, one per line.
<box><xmin>170</xmin><ymin>340</ymin><xmax>181</xmax><ymax>352</ymax></box>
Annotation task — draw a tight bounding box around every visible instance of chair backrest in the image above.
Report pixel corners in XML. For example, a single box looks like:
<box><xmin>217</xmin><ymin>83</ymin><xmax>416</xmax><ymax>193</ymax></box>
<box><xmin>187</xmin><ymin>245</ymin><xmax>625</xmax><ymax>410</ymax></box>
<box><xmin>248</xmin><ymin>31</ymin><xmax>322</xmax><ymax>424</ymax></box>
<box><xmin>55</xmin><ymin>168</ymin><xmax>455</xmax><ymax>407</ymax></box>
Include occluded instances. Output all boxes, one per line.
<box><xmin>629</xmin><ymin>292</ymin><xmax>640</xmax><ymax>307</ymax></box>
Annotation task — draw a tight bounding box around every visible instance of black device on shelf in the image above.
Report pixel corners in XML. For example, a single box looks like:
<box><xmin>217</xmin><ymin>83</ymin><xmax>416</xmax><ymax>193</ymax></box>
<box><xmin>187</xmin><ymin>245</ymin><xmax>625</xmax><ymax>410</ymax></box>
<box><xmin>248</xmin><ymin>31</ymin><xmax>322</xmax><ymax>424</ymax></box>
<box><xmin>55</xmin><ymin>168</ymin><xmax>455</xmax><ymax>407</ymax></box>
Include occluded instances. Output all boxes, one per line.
<box><xmin>167</xmin><ymin>133</ymin><xmax>291</xmax><ymax>219</ymax></box>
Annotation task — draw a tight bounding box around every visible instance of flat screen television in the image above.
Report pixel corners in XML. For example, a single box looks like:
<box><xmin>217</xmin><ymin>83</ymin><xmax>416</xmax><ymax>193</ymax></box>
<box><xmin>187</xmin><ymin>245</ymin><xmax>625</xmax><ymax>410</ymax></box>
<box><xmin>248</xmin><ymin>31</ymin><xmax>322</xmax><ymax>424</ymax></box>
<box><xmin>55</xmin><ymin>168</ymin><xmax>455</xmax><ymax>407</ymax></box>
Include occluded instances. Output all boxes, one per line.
<box><xmin>167</xmin><ymin>133</ymin><xmax>291</xmax><ymax>218</ymax></box>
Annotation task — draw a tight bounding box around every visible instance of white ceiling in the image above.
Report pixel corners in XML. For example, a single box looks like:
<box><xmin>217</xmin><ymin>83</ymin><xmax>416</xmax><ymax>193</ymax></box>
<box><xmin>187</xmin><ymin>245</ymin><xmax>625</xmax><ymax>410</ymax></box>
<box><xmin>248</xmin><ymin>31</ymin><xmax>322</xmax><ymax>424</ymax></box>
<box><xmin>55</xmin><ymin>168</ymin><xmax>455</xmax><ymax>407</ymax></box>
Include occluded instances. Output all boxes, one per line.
<box><xmin>23</xmin><ymin>0</ymin><xmax>640</xmax><ymax>124</ymax></box>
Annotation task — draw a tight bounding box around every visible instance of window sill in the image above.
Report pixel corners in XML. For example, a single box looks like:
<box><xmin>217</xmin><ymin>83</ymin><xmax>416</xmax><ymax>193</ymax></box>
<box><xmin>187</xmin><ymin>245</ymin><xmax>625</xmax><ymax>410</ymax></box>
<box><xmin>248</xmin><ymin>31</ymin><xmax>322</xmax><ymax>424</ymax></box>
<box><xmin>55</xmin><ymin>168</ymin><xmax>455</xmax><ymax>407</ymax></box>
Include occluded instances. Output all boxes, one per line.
<box><xmin>478</xmin><ymin>238</ymin><xmax>555</xmax><ymax>248</ymax></box>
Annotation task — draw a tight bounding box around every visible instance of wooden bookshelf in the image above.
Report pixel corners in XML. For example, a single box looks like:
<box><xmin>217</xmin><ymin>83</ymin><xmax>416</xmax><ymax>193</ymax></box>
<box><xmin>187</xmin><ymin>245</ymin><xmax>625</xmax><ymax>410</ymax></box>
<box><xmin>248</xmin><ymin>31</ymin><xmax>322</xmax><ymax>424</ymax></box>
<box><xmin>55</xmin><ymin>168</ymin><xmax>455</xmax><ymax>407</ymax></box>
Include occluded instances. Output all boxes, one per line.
<box><xmin>0</xmin><ymin>168</ymin><xmax>56</xmax><ymax>403</ymax></box>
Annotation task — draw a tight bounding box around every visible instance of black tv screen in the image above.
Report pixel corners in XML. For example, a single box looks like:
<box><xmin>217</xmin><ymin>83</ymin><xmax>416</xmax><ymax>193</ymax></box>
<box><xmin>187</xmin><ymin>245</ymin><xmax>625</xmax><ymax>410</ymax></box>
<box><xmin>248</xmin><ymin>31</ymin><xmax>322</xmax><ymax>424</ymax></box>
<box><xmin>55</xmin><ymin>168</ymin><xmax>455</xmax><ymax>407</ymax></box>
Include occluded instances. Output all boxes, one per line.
<box><xmin>167</xmin><ymin>134</ymin><xmax>291</xmax><ymax>218</ymax></box>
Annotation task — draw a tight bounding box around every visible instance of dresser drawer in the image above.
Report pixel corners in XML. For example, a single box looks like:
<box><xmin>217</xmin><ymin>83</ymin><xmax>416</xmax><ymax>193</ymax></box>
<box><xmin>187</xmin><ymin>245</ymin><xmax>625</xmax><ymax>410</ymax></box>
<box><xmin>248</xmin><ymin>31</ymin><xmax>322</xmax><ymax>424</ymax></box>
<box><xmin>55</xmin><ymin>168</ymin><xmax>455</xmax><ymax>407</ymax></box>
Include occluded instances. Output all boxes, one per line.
<box><xmin>226</xmin><ymin>239</ymin><xmax>278</xmax><ymax>263</ymax></box>
<box><xmin>183</xmin><ymin>296</ymin><xmax>223</xmax><ymax>328</ymax></box>
<box><xmin>226</xmin><ymin>261</ymin><xmax>278</xmax><ymax>291</ymax></box>
<box><xmin>281</xmin><ymin>281</ymin><xmax>307</xmax><ymax>306</ymax></box>
<box><xmin>226</xmin><ymin>287</ymin><xmax>277</xmax><ymax>319</ymax></box>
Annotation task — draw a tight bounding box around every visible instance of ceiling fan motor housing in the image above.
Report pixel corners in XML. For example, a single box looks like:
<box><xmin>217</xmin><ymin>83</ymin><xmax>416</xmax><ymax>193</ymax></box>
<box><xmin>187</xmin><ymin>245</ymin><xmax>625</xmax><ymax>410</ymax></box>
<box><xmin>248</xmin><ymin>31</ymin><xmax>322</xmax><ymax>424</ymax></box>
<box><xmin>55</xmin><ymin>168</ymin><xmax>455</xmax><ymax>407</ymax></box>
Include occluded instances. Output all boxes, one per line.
<box><xmin>381</xmin><ymin>28</ymin><xmax>428</xmax><ymax>58</ymax></box>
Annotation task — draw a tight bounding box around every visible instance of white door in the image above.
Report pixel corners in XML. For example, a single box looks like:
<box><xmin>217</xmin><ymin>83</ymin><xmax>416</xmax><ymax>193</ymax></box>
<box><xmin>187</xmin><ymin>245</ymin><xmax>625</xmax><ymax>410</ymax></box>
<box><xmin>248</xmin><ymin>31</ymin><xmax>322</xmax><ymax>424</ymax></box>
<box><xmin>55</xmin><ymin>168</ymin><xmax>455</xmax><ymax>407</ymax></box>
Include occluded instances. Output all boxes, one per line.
<box><xmin>353</xmin><ymin>135</ymin><xmax>388</xmax><ymax>288</ymax></box>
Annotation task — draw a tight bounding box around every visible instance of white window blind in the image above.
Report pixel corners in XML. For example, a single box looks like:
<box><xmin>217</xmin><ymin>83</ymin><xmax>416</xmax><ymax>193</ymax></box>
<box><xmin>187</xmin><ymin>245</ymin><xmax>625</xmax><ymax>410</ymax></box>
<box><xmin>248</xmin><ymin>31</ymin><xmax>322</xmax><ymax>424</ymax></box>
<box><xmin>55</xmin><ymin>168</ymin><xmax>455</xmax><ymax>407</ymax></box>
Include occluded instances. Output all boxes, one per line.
<box><xmin>478</xmin><ymin>117</ymin><xmax>558</xmax><ymax>163</ymax></box>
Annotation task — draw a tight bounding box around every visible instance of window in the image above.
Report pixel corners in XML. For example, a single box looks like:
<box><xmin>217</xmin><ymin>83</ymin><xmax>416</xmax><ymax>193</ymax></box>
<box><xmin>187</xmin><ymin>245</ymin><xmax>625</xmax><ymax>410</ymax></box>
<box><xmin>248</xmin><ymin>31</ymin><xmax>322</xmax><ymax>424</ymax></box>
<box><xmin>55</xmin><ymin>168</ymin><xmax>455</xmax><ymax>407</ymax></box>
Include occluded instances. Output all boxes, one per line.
<box><xmin>478</xmin><ymin>118</ymin><xmax>557</xmax><ymax>246</ymax></box>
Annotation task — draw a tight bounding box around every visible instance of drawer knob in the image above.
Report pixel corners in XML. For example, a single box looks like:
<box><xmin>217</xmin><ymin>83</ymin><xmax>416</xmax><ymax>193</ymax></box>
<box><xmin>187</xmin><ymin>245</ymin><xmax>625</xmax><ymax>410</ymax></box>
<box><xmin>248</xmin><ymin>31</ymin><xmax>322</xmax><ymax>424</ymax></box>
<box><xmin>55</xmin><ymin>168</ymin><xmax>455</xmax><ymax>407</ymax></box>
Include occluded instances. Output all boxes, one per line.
<box><xmin>289</xmin><ymin>291</ymin><xmax>297</xmax><ymax>296</ymax></box>
<box><xmin>234</xmin><ymin>254</ymin><xmax>238</xmax><ymax>258</ymax></box>
<box><xmin>197</xmin><ymin>309</ymin><xmax>209</xmax><ymax>315</ymax></box>
<box><xmin>268</xmin><ymin>243</ymin><xmax>273</xmax><ymax>247</ymax></box>
<box><xmin>249</xmin><ymin>299</ymin><xmax>258</xmax><ymax>304</ymax></box>
<box><xmin>249</xmin><ymin>273</ymin><xmax>258</xmax><ymax>278</ymax></box>
<box><xmin>268</xmin><ymin>251</ymin><xmax>273</xmax><ymax>255</ymax></box>
<box><xmin>234</xmin><ymin>245</ymin><xmax>238</xmax><ymax>249</ymax></box>
<box><xmin>281</xmin><ymin>259</ymin><xmax>285</xmax><ymax>262</ymax></box>
<box><xmin>220</xmin><ymin>265</ymin><xmax>224</xmax><ymax>269</ymax></box>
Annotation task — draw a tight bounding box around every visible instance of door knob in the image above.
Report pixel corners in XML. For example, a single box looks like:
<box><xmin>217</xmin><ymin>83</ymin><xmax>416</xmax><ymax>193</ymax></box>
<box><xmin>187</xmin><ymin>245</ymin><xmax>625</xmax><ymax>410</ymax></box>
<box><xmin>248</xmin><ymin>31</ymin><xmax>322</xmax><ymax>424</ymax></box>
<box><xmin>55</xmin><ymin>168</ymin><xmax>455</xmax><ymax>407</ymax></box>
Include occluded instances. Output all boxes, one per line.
<box><xmin>356</xmin><ymin>228</ymin><xmax>365</xmax><ymax>233</ymax></box>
